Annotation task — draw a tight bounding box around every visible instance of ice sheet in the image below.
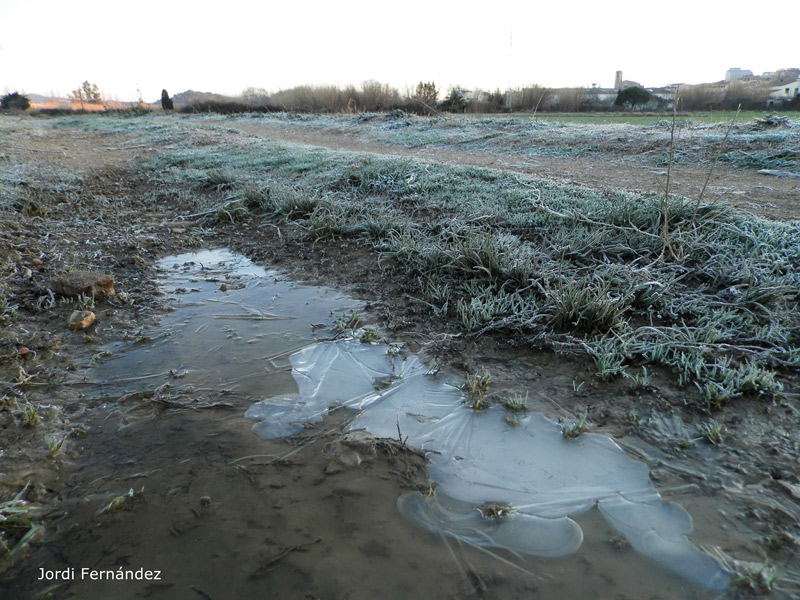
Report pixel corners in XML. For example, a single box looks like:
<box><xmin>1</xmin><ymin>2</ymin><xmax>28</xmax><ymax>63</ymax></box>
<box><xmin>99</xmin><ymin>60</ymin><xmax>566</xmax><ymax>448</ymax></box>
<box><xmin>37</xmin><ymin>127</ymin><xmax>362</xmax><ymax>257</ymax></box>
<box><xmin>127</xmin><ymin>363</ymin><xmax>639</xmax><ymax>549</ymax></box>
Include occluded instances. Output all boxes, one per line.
<box><xmin>246</xmin><ymin>340</ymin><xmax>730</xmax><ymax>590</ymax></box>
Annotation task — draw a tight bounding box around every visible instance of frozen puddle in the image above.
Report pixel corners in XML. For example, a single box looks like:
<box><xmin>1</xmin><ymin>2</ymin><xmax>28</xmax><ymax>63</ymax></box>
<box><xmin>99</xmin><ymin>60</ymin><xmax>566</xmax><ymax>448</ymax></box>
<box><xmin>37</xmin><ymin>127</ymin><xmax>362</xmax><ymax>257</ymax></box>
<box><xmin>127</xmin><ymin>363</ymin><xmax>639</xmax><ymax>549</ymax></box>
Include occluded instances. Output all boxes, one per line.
<box><xmin>93</xmin><ymin>248</ymin><xmax>729</xmax><ymax>593</ymax></box>
<box><xmin>247</xmin><ymin>339</ymin><xmax>731</xmax><ymax>591</ymax></box>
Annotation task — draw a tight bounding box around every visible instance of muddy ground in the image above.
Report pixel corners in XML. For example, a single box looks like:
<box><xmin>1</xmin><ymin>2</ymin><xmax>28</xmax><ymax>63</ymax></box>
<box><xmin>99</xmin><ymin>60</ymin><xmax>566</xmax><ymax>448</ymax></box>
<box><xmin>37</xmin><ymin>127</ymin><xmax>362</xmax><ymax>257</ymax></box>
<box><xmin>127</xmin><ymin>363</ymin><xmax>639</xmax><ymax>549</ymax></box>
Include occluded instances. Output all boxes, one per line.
<box><xmin>0</xmin><ymin>114</ymin><xmax>798</xmax><ymax>599</ymax></box>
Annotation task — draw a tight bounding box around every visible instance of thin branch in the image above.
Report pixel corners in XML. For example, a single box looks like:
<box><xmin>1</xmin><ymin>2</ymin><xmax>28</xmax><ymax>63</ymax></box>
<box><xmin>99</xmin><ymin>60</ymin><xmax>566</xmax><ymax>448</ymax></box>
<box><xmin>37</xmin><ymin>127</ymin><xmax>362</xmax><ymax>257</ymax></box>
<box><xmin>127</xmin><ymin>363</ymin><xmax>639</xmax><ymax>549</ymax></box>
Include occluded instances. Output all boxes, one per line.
<box><xmin>692</xmin><ymin>104</ymin><xmax>740</xmax><ymax>222</ymax></box>
<box><xmin>530</xmin><ymin>198</ymin><xmax>660</xmax><ymax>240</ymax></box>
<box><xmin>661</xmin><ymin>103</ymin><xmax>677</xmax><ymax>255</ymax></box>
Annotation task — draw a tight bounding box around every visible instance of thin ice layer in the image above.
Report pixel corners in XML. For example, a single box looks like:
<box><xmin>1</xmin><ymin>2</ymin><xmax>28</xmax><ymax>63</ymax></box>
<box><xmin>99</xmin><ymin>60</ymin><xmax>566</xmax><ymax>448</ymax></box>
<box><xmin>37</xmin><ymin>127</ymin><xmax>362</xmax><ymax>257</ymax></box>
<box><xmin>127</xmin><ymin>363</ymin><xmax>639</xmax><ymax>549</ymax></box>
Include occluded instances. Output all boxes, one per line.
<box><xmin>248</xmin><ymin>340</ymin><xmax>464</xmax><ymax>440</ymax></box>
<box><xmin>421</xmin><ymin>409</ymin><xmax>658</xmax><ymax>517</ymax></box>
<box><xmin>599</xmin><ymin>496</ymin><xmax>730</xmax><ymax>590</ymax></box>
<box><xmin>397</xmin><ymin>492</ymin><xmax>584</xmax><ymax>558</ymax></box>
<box><xmin>247</xmin><ymin>340</ymin><xmax>730</xmax><ymax>589</ymax></box>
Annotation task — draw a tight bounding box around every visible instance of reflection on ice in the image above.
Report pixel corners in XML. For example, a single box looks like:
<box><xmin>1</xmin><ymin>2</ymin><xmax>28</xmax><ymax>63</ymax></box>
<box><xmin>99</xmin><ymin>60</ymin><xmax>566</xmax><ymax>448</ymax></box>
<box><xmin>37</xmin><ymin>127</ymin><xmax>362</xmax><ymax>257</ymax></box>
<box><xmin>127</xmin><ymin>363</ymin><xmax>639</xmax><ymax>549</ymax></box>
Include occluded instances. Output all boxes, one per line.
<box><xmin>246</xmin><ymin>340</ymin><xmax>731</xmax><ymax>590</ymax></box>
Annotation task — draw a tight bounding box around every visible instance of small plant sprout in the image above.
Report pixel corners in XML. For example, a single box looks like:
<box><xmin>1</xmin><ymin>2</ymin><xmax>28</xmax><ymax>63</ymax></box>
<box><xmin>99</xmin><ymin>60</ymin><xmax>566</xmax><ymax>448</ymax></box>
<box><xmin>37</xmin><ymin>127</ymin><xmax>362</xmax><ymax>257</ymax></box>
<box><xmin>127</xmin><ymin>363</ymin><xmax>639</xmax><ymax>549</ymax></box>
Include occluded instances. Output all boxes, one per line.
<box><xmin>624</xmin><ymin>366</ymin><xmax>651</xmax><ymax>390</ymax></box>
<box><xmin>359</xmin><ymin>328</ymin><xmax>380</xmax><ymax>344</ymax></box>
<box><xmin>561</xmin><ymin>412</ymin><xmax>588</xmax><ymax>439</ymax></box>
<box><xmin>34</xmin><ymin>291</ymin><xmax>57</xmax><ymax>312</ymax></box>
<box><xmin>696</xmin><ymin>419</ymin><xmax>724</xmax><ymax>445</ymax></box>
<box><xmin>0</xmin><ymin>483</ymin><xmax>44</xmax><ymax>559</ymax></box>
<box><xmin>15</xmin><ymin>399</ymin><xmax>41</xmax><ymax>428</ymax></box>
<box><xmin>47</xmin><ymin>436</ymin><xmax>66</xmax><ymax>459</ymax></box>
<box><xmin>333</xmin><ymin>311</ymin><xmax>363</xmax><ymax>335</ymax></box>
<box><xmin>572</xmin><ymin>380</ymin><xmax>585</xmax><ymax>394</ymax></box>
<box><xmin>734</xmin><ymin>560</ymin><xmax>778</xmax><ymax>595</ymax></box>
<box><xmin>0</xmin><ymin>296</ymin><xmax>18</xmax><ymax>325</ymax></box>
<box><xmin>75</xmin><ymin>292</ymin><xmax>96</xmax><ymax>311</ymax></box>
<box><xmin>476</xmin><ymin>501</ymin><xmax>515</xmax><ymax>520</ymax></box>
<box><xmin>374</xmin><ymin>438</ymin><xmax>399</xmax><ymax>456</ymax></box>
<box><xmin>461</xmin><ymin>371</ymin><xmax>492</xmax><ymax>410</ymax></box>
<box><xmin>501</xmin><ymin>393</ymin><xmax>529</xmax><ymax>413</ymax></box>
<box><xmin>626</xmin><ymin>409</ymin><xmax>642</xmax><ymax>427</ymax></box>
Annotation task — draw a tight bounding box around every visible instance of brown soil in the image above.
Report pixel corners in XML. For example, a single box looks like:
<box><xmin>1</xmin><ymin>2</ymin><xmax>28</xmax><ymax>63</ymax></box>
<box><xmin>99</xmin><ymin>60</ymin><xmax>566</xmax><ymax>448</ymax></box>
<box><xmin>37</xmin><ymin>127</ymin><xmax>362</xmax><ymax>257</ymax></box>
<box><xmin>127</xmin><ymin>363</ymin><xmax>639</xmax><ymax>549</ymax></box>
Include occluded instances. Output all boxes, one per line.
<box><xmin>1</xmin><ymin>115</ymin><xmax>798</xmax><ymax>599</ymax></box>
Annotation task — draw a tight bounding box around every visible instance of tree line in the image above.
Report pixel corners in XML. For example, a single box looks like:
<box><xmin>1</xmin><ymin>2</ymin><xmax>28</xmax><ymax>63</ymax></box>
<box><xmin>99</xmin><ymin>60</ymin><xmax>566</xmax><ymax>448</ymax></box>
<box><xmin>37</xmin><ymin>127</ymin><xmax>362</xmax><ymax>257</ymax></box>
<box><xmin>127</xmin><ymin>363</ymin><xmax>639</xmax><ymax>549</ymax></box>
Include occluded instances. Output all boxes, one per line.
<box><xmin>2</xmin><ymin>78</ymin><xmax>795</xmax><ymax>115</ymax></box>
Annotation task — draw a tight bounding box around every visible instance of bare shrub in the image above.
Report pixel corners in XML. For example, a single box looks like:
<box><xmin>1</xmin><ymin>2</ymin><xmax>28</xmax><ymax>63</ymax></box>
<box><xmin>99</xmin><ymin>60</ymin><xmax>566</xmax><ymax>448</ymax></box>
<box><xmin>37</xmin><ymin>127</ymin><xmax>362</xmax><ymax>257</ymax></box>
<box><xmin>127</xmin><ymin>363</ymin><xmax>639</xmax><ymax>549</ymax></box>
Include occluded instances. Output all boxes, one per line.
<box><xmin>676</xmin><ymin>84</ymin><xmax>725</xmax><ymax>111</ymax></box>
<box><xmin>511</xmin><ymin>85</ymin><xmax>551</xmax><ymax>112</ymax></box>
<box><xmin>554</xmin><ymin>87</ymin><xmax>586</xmax><ymax>112</ymax></box>
<box><xmin>724</xmin><ymin>81</ymin><xmax>771</xmax><ymax>110</ymax></box>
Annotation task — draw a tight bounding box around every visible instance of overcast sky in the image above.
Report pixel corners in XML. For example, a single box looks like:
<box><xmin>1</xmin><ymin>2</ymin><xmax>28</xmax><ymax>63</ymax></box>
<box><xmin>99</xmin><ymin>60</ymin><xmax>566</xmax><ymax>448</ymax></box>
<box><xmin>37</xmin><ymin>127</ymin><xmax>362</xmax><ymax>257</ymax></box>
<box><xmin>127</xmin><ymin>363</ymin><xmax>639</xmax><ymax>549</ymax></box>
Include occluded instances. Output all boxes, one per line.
<box><xmin>1</xmin><ymin>0</ymin><xmax>794</xmax><ymax>102</ymax></box>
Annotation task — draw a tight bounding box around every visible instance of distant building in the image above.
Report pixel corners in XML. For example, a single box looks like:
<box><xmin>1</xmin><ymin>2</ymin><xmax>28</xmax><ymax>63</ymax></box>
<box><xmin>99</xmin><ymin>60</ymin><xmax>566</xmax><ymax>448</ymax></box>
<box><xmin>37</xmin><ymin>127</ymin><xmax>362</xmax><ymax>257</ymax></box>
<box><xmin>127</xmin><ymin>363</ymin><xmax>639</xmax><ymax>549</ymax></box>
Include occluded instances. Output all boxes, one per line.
<box><xmin>649</xmin><ymin>87</ymin><xmax>677</xmax><ymax>107</ymax></box>
<box><xmin>614</xmin><ymin>71</ymin><xmax>623</xmax><ymax>90</ymax></box>
<box><xmin>767</xmin><ymin>79</ymin><xmax>800</xmax><ymax>107</ymax></box>
<box><xmin>583</xmin><ymin>87</ymin><xmax>618</xmax><ymax>109</ymax></box>
<box><xmin>726</xmin><ymin>68</ymin><xmax>753</xmax><ymax>82</ymax></box>
<box><xmin>451</xmin><ymin>89</ymin><xmax>485</xmax><ymax>102</ymax></box>
<box><xmin>771</xmin><ymin>68</ymin><xmax>800</xmax><ymax>84</ymax></box>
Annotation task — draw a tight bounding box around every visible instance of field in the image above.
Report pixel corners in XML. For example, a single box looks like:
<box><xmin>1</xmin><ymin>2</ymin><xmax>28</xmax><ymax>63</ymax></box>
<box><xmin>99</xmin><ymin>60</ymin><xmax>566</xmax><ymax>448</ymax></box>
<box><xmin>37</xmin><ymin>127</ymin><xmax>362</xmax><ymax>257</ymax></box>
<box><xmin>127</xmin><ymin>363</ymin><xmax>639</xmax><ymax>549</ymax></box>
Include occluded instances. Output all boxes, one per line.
<box><xmin>466</xmin><ymin>110</ymin><xmax>771</xmax><ymax>125</ymax></box>
<box><xmin>1</xmin><ymin>111</ymin><xmax>799</xmax><ymax>599</ymax></box>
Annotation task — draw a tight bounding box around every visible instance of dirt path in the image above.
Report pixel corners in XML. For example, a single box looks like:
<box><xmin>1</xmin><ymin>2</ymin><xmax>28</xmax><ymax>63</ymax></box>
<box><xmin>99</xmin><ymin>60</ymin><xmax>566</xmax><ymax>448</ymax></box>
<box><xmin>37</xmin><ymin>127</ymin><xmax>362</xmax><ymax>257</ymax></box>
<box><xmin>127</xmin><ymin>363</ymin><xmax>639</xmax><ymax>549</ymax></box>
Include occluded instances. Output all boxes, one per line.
<box><xmin>213</xmin><ymin>118</ymin><xmax>800</xmax><ymax>222</ymax></box>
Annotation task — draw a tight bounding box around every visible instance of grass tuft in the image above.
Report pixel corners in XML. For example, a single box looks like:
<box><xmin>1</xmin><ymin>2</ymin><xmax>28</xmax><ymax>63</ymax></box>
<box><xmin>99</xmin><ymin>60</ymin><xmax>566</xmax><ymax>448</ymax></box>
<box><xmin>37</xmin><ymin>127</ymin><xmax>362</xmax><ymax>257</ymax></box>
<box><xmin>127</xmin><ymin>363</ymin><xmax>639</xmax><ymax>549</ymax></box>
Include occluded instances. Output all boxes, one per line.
<box><xmin>560</xmin><ymin>413</ymin><xmax>588</xmax><ymax>439</ymax></box>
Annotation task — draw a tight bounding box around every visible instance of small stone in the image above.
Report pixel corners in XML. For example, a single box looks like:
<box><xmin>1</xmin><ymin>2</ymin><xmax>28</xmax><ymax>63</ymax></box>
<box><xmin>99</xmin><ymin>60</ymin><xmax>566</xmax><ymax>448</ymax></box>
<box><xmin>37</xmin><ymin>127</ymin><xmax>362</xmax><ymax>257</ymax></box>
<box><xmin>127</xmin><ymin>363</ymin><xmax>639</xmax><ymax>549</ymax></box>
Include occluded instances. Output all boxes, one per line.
<box><xmin>32</xmin><ymin>258</ymin><xmax>43</xmax><ymax>266</ymax></box>
<box><xmin>51</xmin><ymin>270</ymin><xmax>115</xmax><ymax>298</ymax></box>
<box><xmin>17</xmin><ymin>347</ymin><xmax>30</xmax><ymax>357</ymax></box>
<box><xmin>68</xmin><ymin>310</ymin><xmax>96</xmax><ymax>330</ymax></box>
<box><xmin>199</xmin><ymin>495</ymin><xmax>212</xmax><ymax>507</ymax></box>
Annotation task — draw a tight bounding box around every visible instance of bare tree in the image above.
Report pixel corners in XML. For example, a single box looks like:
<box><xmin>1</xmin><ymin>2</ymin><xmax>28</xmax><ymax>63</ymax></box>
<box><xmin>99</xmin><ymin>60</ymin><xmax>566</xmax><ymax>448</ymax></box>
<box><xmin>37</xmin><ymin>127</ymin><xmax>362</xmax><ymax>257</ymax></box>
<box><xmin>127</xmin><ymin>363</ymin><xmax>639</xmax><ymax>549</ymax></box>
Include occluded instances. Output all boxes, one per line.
<box><xmin>241</xmin><ymin>87</ymin><xmax>270</xmax><ymax>107</ymax></box>
<box><xmin>71</xmin><ymin>81</ymin><xmax>103</xmax><ymax>109</ymax></box>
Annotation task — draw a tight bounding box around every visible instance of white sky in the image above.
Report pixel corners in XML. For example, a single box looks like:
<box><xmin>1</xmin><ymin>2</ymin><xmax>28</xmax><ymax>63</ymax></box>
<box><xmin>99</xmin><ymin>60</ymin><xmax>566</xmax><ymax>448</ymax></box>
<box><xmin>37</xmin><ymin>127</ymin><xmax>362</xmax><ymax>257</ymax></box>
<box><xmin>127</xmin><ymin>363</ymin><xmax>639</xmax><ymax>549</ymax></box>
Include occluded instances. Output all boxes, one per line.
<box><xmin>0</xmin><ymin>0</ymin><xmax>795</xmax><ymax>102</ymax></box>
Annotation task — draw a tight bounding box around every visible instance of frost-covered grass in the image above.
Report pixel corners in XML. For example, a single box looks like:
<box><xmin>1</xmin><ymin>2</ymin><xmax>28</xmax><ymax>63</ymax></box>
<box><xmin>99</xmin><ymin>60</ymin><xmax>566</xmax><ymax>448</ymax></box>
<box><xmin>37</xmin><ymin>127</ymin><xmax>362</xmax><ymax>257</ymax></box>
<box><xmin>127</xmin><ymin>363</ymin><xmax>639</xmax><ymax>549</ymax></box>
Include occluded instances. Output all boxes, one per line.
<box><xmin>0</xmin><ymin>120</ymin><xmax>84</xmax><ymax>213</ymax></box>
<box><xmin>31</xmin><ymin>113</ymin><xmax>800</xmax><ymax>409</ymax></box>
<box><xmin>213</xmin><ymin>110</ymin><xmax>800</xmax><ymax>172</ymax></box>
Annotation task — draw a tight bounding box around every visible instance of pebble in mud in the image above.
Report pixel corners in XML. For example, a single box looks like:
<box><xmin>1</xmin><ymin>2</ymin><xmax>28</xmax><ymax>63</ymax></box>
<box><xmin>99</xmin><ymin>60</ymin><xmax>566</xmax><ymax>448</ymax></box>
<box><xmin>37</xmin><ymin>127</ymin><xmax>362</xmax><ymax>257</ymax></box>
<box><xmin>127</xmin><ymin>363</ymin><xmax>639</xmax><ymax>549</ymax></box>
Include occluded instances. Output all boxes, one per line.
<box><xmin>68</xmin><ymin>310</ymin><xmax>96</xmax><ymax>330</ymax></box>
<box><xmin>199</xmin><ymin>496</ymin><xmax>212</xmax><ymax>507</ymax></box>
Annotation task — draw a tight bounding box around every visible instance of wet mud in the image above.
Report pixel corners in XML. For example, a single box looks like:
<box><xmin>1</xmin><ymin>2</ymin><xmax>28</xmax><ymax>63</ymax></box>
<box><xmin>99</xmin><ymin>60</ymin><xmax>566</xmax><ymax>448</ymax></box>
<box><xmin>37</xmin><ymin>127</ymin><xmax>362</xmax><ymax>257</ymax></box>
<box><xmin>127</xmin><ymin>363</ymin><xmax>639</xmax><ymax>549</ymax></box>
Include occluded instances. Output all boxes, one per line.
<box><xmin>3</xmin><ymin>249</ymin><xmax>733</xmax><ymax>599</ymax></box>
